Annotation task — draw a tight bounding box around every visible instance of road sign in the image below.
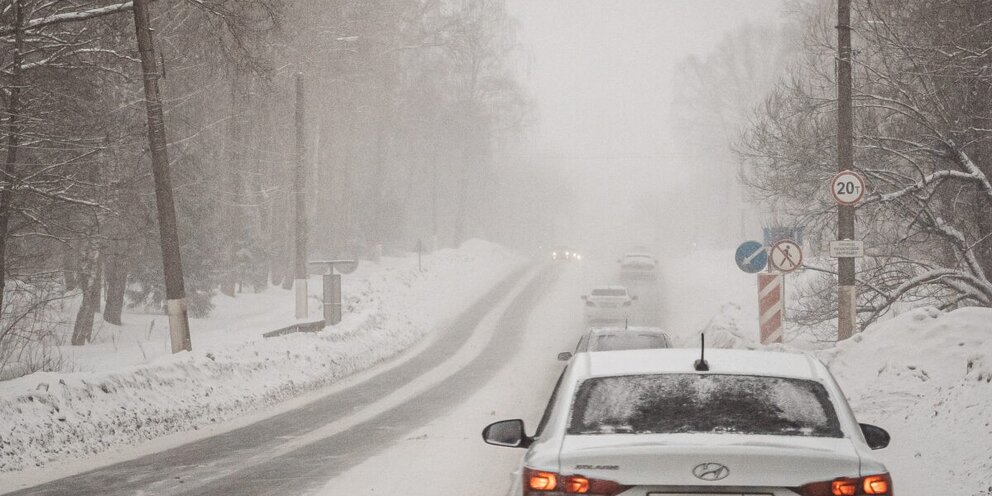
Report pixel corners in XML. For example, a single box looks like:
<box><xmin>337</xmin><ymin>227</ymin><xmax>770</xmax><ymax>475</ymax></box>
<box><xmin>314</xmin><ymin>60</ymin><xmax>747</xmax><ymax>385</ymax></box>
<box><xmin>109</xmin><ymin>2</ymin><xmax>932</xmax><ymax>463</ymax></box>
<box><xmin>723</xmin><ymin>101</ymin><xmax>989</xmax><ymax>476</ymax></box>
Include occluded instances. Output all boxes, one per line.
<box><xmin>769</xmin><ymin>240</ymin><xmax>803</xmax><ymax>272</ymax></box>
<box><xmin>309</xmin><ymin>259</ymin><xmax>359</xmax><ymax>275</ymax></box>
<box><xmin>758</xmin><ymin>273</ymin><xmax>784</xmax><ymax>344</ymax></box>
<box><xmin>830</xmin><ymin>240</ymin><xmax>864</xmax><ymax>258</ymax></box>
<box><xmin>735</xmin><ymin>240</ymin><xmax>768</xmax><ymax>273</ymax></box>
<box><xmin>763</xmin><ymin>226</ymin><xmax>804</xmax><ymax>247</ymax></box>
<box><xmin>830</xmin><ymin>170</ymin><xmax>866</xmax><ymax>205</ymax></box>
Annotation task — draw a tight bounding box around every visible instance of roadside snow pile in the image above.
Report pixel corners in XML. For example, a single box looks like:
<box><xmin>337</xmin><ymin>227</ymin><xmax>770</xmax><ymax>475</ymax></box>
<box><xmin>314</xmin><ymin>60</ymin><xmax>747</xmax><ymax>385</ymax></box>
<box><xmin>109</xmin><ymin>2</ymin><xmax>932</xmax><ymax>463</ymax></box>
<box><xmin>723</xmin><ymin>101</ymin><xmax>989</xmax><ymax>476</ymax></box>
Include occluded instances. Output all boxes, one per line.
<box><xmin>817</xmin><ymin>306</ymin><xmax>992</xmax><ymax>495</ymax></box>
<box><xmin>0</xmin><ymin>240</ymin><xmax>524</xmax><ymax>472</ymax></box>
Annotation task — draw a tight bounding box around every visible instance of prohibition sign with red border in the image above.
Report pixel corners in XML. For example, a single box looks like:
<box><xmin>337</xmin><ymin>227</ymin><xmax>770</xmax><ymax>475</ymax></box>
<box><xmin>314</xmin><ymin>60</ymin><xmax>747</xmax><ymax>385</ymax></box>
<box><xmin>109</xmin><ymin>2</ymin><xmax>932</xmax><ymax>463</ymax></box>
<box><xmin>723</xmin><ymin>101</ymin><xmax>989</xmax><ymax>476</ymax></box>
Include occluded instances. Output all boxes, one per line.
<box><xmin>769</xmin><ymin>239</ymin><xmax>803</xmax><ymax>273</ymax></box>
<box><xmin>830</xmin><ymin>170</ymin><xmax>866</xmax><ymax>205</ymax></box>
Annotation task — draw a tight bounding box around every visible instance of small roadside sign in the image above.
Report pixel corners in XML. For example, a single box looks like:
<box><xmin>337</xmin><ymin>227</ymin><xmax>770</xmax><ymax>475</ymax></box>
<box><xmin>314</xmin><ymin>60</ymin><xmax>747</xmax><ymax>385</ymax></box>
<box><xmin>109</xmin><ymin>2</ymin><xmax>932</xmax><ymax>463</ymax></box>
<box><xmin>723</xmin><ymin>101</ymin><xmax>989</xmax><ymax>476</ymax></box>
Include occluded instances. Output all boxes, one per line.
<box><xmin>769</xmin><ymin>240</ymin><xmax>803</xmax><ymax>272</ymax></box>
<box><xmin>830</xmin><ymin>170</ymin><xmax>866</xmax><ymax>205</ymax></box>
<box><xmin>830</xmin><ymin>240</ymin><xmax>864</xmax><ymax>258</ymax></box>
<box><xmin>735</xmin><ymin>240</ymin><xmax>768</xmax><ymax>274</ymax></box>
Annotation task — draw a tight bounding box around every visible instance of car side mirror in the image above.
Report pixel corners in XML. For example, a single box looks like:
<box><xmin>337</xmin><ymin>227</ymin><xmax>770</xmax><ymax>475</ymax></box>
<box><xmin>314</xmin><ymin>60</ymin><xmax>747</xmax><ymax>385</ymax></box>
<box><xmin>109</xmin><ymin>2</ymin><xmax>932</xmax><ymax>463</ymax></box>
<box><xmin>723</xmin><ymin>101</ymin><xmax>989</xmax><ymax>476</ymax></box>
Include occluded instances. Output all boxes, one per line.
<box><xmin>482</xmin><ymin>419</ymin><xmax>532</xmax><ymax>448</ymax></box>
<box><xmin>580</xmin><ymin>295</ymin><xmax>587</xmax><ymax>300</ymax></box>
<box><xmin>557</xmin><ymin>351</ymin><xmax>572</xmax><ymax>361</ymax></box>
<box><xmin>860</xmin><ymin>423</ymin><xmax>890</xmax><ymax>450</ymax></box>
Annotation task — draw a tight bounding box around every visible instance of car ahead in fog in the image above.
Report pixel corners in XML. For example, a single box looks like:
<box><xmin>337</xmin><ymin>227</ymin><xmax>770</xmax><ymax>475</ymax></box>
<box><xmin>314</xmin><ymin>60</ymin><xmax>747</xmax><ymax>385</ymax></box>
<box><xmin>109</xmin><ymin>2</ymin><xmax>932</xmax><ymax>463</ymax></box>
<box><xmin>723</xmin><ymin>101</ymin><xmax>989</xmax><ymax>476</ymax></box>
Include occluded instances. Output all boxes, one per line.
<box><xmin>552</xmin><ymin>246</ymin><xmax>581</xmax><ymax>261</ymax></box>
<box><xmin>618</xmin><ymin>252</ymin><xmax>657</xmax><ymax>279</ymax></box>
<box><xmin>557</xmin><ymin>327</ymin><xmax>671</xmax><ymax>361</ymax></box>
<box><xmin>483</xmin><ymin>348</ymin><xmax>892</xmax><ymax>496</ymax></box>
<box><xmin>581</xmin><ymin>286</ymin><xmax>636</xmax><ymax>324</ymax></box>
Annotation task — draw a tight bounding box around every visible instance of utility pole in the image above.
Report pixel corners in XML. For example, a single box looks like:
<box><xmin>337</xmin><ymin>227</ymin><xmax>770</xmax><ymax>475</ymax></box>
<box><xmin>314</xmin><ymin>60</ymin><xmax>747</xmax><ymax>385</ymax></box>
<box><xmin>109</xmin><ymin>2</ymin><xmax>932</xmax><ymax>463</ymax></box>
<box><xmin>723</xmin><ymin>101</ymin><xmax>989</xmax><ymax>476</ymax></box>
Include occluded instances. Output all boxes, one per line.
<box><xmin>132</xmin><ymin>0</ymin><xmax>191</xmax><ymax>352</ymax></box>
<box><xmin>837</xmin><ymin>0</ymin><xmax>856</xmax><ymax>341</ymax></box>
<box><xmin>294</xmin><ymin>73</ymin><xmax>309</xmax><ymax>319</ymax></box>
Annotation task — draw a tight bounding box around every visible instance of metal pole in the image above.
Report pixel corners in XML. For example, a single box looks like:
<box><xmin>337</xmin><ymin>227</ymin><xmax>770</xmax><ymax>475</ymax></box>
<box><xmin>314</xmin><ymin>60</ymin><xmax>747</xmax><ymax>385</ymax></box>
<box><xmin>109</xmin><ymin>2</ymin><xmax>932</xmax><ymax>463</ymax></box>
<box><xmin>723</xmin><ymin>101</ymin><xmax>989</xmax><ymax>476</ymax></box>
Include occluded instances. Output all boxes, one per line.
<box><xmin>133</xmin><ymin>0</ymin><xmax>191</xmax><ymax>352</ymax></box>
<box><xmin>837</xmin><ymin>0</ymin><xmax>857</xmax><ymax>340</ymax></box>
<box><xmin>294</xmin><ymin>73</ymin><xmax>309</xmax><ymax>319</ymax></box>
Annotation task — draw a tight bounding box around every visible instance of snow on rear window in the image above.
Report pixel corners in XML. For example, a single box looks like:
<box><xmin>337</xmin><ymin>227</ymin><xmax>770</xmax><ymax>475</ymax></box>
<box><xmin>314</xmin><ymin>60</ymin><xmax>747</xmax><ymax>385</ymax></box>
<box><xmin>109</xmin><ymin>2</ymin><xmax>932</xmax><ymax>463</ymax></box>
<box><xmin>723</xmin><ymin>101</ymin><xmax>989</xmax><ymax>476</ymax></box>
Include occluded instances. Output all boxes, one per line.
<box><xmin>591</xmin><ymin>288</ymin><xmax>626</xmax><ymax>296</ymax></box>
<box><xmin>568</xmin><ymin>374</ymin><xmax>842</xmax><ymax>437</ymax></box>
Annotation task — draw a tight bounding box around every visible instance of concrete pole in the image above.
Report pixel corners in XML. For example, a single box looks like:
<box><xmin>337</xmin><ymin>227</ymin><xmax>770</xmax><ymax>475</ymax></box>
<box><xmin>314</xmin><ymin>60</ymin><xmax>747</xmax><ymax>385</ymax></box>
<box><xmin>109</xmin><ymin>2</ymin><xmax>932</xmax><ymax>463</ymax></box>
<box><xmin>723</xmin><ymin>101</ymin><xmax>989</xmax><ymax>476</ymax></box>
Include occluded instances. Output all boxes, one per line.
<box><xmin>837</xmin><ymin>0</ymin><xmax>857</xmax><ymax>340</ymax></box>
<box><xmin>294</xmin><ymin>73</ymin><xmax>309</xmax><ymax>319</ymax></box>
<box><xmin>133</xmin><ymin>0</ymin><xmax>191</xmax><ymax>352</ymax></box>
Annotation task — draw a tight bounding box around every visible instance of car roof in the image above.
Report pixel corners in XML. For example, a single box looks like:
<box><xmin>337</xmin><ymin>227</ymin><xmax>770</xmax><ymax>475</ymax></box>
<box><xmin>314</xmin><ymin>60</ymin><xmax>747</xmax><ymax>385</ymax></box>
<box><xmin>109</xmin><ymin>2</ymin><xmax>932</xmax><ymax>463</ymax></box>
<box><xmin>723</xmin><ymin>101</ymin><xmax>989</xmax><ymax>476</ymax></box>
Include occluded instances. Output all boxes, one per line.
<box><xmin>576</xmin><ymin>348</ymin><xmax>825</xmax><ymax>381</ymax></box>
<box><xmin>623</xmin><ymin>252</ymin><xmax>654</xmax><ymax>257</ymax></box>
<box><xmin>590</xmin><ymin>285</ymin><xmax>627</xmax><ymax>291</ymax></box>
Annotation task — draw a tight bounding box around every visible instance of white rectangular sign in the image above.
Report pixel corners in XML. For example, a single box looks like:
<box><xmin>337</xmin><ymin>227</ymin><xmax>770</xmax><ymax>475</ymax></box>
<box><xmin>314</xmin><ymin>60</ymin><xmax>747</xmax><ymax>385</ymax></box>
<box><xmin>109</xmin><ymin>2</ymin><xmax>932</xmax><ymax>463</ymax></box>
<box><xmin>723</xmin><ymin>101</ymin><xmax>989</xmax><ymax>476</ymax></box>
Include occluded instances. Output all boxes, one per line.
<box><xmin>830</xmin><ymin>240</ymin><xmax>864</xmax><ymax>258</ymax></box>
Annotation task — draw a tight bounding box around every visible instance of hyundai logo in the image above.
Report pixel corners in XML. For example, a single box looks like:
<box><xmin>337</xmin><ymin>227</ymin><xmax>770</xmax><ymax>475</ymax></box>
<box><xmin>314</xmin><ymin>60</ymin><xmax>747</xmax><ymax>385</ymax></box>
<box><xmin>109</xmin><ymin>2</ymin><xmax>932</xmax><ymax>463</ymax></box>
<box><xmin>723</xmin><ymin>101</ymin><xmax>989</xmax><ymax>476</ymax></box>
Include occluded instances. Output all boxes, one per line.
<box><xmin>692</xmin><ymin>462</ymin><xmax>730</xmax><ymax>481</ymax></box>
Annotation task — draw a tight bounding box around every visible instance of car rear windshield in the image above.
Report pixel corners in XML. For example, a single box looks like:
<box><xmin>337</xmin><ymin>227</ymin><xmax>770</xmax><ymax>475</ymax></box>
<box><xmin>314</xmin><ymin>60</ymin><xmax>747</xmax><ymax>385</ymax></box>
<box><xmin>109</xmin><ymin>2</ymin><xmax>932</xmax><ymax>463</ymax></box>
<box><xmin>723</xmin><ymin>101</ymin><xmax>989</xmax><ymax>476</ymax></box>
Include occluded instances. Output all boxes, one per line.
<box><xmin>568</xmin><ymin>374</ymin><xmax>842</xmax><ymax>437</ymax></box>
<box><xmin>589</xmin><ymin>333</ymin><xmax>670</xmax><ymax>352</ymax></box>
<box><xmin>591</xmin><ymin>289</ymin><xmax>626</xmax><ymax>296</ymax></box>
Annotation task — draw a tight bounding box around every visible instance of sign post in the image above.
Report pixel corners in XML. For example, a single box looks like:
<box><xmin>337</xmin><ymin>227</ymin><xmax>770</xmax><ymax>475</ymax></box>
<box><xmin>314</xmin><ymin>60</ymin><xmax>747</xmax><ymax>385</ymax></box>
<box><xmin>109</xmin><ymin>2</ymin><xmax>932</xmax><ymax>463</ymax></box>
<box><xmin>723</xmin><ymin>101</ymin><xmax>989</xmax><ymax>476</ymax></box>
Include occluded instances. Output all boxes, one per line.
<box><xmin>830</xmin><ymin>170</ymin><xmax>866</xmax><ymax>341</ymax></box>
<box><xmin>309</xmin><ymin>260</ymin><xmax>359</xmax><ymax>326</ymax></box>
<box><xmin>737</xmin><ymin>239</ymin><xmax>804</xmax><ymax>345</ymax></box>
<box><xmin>758</xmin><ymin>273</ymin><xmax>784</xmax><ymax>344</ymax></box>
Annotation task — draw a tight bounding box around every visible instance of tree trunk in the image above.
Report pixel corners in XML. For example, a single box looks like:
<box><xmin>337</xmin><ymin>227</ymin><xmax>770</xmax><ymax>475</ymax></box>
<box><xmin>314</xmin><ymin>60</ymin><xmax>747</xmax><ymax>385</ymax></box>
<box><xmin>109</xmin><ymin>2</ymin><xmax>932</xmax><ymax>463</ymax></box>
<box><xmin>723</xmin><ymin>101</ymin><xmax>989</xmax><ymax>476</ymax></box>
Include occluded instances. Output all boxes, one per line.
<box><xmin>0</xmin><ymin>0</ymin><xmax>24</xmax><ymax>318</ymax></box>
<box><xmin>71</xmin><ymin>254</ymin><xmax>101</xmax><ymax>345</ymax></box>
<box><xmin>103</xmin><ymin>252</ymin><xmax>127</xmax><ymax>325</ymax></box>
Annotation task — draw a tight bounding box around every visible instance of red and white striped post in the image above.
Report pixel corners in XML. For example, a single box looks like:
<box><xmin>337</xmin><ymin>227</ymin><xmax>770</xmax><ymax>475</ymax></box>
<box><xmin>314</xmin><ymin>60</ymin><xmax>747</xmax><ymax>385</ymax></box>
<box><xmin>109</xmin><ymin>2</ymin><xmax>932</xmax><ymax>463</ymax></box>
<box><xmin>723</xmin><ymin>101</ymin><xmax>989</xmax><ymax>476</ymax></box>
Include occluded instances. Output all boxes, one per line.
<box><xmin>758</xmin><ymin>273</ymin><xmax>784</xmax><ymax>344</ymax></box>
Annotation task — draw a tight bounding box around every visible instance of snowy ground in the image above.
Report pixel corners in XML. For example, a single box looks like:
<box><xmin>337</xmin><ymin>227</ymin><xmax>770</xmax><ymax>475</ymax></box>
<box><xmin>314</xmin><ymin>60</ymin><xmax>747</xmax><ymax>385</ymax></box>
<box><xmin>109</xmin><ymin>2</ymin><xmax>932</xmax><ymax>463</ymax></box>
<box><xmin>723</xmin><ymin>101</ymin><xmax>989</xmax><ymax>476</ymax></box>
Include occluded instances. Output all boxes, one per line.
<box><xmin>0</xmin><ymin>240</ymin><xmax>525</xmax><ymax>476</ymax></box>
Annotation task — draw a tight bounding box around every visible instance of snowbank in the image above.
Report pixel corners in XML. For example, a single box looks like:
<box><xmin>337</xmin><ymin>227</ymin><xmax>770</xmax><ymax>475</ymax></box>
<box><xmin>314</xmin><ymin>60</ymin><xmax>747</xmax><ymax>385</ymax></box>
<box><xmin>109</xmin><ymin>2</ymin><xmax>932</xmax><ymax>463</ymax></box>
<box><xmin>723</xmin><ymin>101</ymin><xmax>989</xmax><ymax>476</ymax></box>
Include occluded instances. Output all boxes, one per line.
<box><xmin>703</xmin><ymin>304</ymin><xmax>992</xmax><ymax>495</ymax></box>
<box><xmin>0</xmin><ymin>240</ymin><xmax>525</xmax><ymax>473</ymax></box>
<box><xmin>817</xmin><ymin>306</ymin><xmax>992</xmax><ymax>495</ymax></box>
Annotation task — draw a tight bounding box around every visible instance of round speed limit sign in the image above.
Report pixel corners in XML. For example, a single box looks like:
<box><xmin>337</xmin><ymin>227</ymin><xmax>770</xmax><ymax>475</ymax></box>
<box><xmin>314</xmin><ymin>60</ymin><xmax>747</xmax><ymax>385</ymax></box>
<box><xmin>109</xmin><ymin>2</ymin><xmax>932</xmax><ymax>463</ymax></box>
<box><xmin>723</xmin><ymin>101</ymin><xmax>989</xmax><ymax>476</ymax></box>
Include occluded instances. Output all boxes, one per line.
<box><xmin>830</xmin><ymin>170</ymin><xmax>866</xmax><ymax>205</ymax></box>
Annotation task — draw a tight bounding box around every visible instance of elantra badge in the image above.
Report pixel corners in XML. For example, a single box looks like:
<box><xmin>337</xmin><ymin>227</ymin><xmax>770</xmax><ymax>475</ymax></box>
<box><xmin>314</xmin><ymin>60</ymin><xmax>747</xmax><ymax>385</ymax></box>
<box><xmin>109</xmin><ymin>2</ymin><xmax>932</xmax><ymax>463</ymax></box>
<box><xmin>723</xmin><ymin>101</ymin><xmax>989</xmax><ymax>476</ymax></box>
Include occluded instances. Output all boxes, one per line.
<box><xmin>692</xmin><ymin>462</ymin><xmax>730</xmax><ymax>481</ymax></box>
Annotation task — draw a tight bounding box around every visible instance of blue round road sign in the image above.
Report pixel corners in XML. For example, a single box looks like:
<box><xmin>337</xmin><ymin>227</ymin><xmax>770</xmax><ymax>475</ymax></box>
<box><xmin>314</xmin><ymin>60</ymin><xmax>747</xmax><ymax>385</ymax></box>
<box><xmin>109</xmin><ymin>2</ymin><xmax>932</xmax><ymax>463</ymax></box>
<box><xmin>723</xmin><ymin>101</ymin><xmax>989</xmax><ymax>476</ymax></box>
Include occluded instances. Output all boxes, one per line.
<box><xmin>735</xmin><ymin>240</ymin><xmax>768</xmax><ymax>273</ymax></box>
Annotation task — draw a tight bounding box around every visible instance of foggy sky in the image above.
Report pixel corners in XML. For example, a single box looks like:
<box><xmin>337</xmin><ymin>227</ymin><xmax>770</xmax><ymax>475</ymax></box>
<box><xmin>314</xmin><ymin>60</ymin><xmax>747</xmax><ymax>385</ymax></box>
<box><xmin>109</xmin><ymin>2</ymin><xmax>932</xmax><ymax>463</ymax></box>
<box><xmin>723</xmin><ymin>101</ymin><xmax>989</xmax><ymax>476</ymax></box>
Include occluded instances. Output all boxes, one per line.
<box><xmin>506</xmin><ymin>1</ymin><xmax>784</xmax><ymax>251</ymax></box>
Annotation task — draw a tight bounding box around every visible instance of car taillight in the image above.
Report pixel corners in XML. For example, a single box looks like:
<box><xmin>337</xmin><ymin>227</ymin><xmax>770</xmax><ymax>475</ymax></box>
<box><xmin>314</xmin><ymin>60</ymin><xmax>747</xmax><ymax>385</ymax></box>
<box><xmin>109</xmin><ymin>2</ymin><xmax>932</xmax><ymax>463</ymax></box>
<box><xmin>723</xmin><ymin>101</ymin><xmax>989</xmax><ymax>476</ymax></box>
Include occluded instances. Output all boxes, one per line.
<box><xmin>585</xmin><ymin>300</ymin><xmax>596</xmax><ymax>307</ymax></box>
<box><xmin>622</xmin><ymin>300</ymin><xmax>632</xmax><ymax>307</ymax></box>
<box><xmin>797</xmin><ymin>473</ymin><xmax>892</xmax><ymax>496</ymax></box>
<box><xmin>524</xmin><ymin>468</ymin><xmax>629</xmax><ymax>496</ymax></box>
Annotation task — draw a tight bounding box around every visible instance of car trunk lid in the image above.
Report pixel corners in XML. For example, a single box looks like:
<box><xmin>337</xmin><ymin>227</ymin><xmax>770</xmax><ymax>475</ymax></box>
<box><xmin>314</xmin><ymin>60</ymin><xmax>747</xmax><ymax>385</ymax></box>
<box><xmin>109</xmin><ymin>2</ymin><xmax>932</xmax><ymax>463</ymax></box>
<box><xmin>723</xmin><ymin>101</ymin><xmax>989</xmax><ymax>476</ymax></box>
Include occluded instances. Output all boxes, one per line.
<box><xmin>558</xmin><ymin>433</ymin><xmax>861</xmax><ymax>487</ymax></box>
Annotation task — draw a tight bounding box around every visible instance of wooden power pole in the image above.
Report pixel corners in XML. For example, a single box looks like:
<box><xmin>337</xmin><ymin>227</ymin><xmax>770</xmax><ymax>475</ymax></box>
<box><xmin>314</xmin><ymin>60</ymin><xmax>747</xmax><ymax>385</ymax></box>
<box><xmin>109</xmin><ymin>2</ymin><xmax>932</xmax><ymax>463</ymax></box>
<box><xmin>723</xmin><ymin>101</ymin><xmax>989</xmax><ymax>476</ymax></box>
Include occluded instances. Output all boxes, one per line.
<box><xmin>837</xmin><ymin>0</ymin><xmax>857</xmax><ymax>340</ymax></box>
<box><xmin>294</xmin><ymin>73</ymin><xmax>309</xmax><ymax>319</ymax></box>
<box><xmin>132</xmin><ymin>0</ymin><xmax>192</xmax><ymax>352</ymax></box>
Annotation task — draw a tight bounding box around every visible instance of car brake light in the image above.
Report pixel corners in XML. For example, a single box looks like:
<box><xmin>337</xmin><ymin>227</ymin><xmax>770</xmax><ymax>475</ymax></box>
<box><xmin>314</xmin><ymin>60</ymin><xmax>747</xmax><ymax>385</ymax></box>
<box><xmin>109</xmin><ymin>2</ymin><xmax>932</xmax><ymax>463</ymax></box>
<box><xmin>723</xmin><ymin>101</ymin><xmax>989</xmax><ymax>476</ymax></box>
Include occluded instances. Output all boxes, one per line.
<box><xmin>585</xmin><ymin>300</ymin><xmax>595</xmax><ymax>307</ymax></box>
<box><xmin>528</xmin><ymin>471</ymin><xmax>557</xmax><ymax>491</ymax></box>
<box><xmin>524</xmin><ymin>468</ymin><xmax>629</xmax><ymax>496</ymax></box>
<box><xmin>796</xmin><ymin>473</ymin><xmax>892</xmax><ymax>496</ymax></box>
<box><xmin>863</xmin><ymin>475</ymin><xmax>890</xmax><ymax>495</ymax></box>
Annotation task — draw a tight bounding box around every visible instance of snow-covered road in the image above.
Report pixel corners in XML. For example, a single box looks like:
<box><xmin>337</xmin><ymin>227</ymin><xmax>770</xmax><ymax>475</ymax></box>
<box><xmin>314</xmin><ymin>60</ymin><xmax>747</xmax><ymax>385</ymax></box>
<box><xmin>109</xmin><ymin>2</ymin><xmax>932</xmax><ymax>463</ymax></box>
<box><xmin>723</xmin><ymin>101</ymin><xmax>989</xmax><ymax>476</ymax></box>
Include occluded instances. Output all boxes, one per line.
<box><xmin>2</xmin><ymin>262</ymin><xmax>554</xmax><ymax>495</ymax></box>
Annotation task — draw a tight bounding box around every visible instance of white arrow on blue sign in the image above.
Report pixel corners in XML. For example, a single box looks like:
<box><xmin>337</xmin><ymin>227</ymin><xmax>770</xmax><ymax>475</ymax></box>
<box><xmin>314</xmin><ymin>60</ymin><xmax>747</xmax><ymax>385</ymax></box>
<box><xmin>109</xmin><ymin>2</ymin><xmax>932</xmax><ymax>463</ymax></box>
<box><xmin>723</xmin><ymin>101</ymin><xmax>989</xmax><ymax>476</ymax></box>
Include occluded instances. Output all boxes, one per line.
<box><xmin>735</xmin><ymin>240</ymin><xmax>768</xmax><ymax>273</ymax></box>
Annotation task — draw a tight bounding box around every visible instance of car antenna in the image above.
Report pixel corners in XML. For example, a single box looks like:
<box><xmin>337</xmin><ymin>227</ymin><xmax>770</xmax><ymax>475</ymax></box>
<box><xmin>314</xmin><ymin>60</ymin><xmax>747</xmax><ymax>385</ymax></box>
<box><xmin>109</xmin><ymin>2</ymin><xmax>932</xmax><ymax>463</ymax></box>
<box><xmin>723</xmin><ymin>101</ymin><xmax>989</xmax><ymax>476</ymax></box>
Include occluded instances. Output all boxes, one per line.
<box><xmin>694</xmin><ymin>332</ymin><xmax>709</xmax><ymax>371</ymax></box>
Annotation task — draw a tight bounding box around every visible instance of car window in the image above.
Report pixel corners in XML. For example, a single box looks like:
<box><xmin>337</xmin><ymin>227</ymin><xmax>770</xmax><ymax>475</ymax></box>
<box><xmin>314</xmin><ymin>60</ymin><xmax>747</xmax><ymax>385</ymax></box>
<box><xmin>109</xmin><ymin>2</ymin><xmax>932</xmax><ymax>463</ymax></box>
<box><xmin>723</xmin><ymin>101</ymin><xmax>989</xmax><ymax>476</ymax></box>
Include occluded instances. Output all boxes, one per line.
<box><xmin>590</xmin><ymin>288</ymin><xmax>627</xmax><ymax>297</ymax></box>
<box><xmin>536</xmin><ymin>368</ymin><xmax>568</xmax><ymax>437</ymax></box>
<box><xmin>588</xmin><ymin>332</ymin><xmax>671</xmax><ymax>352</ymax></box>
<box><xmin>568</xmin><ymin>374</ymin><xmax>842</xmax><ymax>438</ymax></box>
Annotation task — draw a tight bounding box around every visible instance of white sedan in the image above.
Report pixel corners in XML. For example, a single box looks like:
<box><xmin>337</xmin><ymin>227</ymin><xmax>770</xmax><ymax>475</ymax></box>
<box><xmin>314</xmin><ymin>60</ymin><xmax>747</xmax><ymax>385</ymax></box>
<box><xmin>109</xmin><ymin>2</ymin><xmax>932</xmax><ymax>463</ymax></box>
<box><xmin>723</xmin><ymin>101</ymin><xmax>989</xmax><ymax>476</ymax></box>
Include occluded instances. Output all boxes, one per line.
<box><xmin>618</xmin><ymin>252</ymin><xmax>658</xmax><ymax>279</ymax></box>
<box><xmin>581</xmin><ymin>287</ymin><xmax>637</xmax><ymax>324</ymax></box>
<box><xmin>483</xmin><ymin>348</ymin><xmax>892</xmax><ymax>496</ymax></box>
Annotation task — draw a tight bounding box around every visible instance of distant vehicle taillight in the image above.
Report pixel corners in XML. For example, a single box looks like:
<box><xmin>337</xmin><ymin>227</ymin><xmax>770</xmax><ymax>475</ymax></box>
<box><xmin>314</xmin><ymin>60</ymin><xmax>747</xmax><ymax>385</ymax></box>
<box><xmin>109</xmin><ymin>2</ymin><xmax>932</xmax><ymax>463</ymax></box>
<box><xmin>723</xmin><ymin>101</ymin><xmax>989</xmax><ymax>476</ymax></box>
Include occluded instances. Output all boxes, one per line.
<box><xmin>797</xmin><ymin>473</ymin><xmax>892</xmax><ymax>496</ymax></box>
<box><xmin>524</xmin><ymin>468</ymin><xmax>629</xmax><ymax>496</ymax></box>
<box><xmin>585</xmin><ymin>300</ymin><xmax>596</xmax><ymax>307</ymax></box>
<box><xmin>622</xmin><ymin>300</ymin><xmax>632</xmax><ymax>307</ymax></box>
